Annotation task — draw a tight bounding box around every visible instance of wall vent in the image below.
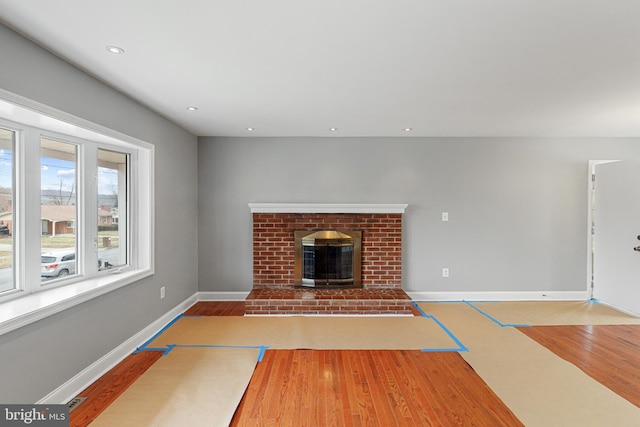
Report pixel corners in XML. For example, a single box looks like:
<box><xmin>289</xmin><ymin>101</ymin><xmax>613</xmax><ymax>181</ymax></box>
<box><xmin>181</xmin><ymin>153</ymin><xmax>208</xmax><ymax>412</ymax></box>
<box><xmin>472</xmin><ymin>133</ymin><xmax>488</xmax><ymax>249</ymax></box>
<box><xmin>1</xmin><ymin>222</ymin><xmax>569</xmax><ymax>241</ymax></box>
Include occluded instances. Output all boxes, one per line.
<box><xmin>67</xmin><ymin>397</ymin><xmax>86</xmax><ymax>412</ymax></box>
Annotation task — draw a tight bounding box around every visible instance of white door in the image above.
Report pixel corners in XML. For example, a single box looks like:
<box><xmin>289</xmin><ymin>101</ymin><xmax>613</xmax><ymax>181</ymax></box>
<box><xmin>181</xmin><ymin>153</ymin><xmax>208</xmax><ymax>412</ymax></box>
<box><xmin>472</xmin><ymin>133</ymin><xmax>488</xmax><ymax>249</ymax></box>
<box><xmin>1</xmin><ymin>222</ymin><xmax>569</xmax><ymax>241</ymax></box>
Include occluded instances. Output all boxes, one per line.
<box><xmin>593</xmin><ymin>160</ymin><xmax>640</xmax><ymax>315</ymax></box>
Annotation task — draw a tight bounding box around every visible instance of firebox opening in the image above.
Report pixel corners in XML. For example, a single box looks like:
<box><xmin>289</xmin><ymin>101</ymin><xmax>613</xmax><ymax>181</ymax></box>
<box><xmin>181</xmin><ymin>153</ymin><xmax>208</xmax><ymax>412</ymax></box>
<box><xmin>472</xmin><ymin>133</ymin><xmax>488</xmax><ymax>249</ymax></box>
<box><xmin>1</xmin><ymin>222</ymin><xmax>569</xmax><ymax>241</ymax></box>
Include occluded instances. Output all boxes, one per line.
<box><xmin>294</xmin><ymin>230</ymin><xmax>362</xmax><ymax>287</ymax></box>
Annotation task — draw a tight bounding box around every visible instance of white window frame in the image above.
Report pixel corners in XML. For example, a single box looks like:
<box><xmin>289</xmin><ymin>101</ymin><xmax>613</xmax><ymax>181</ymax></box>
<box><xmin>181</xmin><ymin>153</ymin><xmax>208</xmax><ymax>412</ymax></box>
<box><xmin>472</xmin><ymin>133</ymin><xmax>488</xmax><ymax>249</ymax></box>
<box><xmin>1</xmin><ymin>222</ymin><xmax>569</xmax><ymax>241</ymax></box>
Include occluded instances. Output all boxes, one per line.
<box><xmin>0</xmin><ymin>90</ymin><xmax>154</xmax><ymax>336</ymax></box>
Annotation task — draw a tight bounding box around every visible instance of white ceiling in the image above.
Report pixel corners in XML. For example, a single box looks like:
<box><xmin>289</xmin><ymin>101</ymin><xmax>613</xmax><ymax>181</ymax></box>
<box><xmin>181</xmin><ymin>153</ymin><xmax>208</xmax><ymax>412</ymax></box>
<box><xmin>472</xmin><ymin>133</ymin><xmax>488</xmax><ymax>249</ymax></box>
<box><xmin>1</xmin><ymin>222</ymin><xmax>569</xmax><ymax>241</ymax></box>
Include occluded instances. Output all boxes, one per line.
<box><xmin>1</xmin><ymin>0</ymin><xmax>639</xmax><ymax>138</ymax></box>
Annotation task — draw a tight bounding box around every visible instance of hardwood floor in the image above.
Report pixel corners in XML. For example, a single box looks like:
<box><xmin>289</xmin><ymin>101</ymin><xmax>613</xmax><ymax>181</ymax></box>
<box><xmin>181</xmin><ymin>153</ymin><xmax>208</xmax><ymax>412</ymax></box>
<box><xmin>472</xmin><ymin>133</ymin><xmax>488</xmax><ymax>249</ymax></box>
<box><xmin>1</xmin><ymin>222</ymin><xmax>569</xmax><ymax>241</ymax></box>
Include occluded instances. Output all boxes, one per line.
<box><xmin>518</xmin><ymin>324</ymin><xmax>640</xmax><ymax>408</ymax></box>
<box><xmin>230</xmin><ymin>349</ymin><xmax>522</xmax><ymax>426</ymax></box>
<box><xmin>184</xmin><ymin>300</ymin><xmax>246</xmax><ymax>316</ymax></box>
<box><xmin>69</xmin><ymin>302</ymin><xmax>640</xmax><ymax>426</ymax></box>
<box><xmin>69</xmin><ymin>350</ymin><xmax>163</xmax><ymax>427</ymax></box>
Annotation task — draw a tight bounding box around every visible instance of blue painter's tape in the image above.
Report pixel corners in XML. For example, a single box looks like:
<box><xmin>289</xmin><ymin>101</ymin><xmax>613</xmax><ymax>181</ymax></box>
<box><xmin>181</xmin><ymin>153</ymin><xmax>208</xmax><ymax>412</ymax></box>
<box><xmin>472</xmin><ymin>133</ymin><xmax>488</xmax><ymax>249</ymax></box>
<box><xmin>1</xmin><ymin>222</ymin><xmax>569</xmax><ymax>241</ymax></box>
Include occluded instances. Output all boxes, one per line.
<box><xmin>136</xmin><ymin>347</ymin><xmax>171</xmax><ymax>353</ymax></box>
<box><xmin>173</xmin><ymin>344</ymin><xmax>266</xmax><ymax>350</ymax></box>
<box><xmin>463</xmin><ymin>301</ymin><xmax>503</xmax><ymax>326</ymax></box>
<box><xmin>257</xmin><ymin>346</ymin><xmax>268</xmax><ymax>362</ymax></box>
<box><xmin>412</xmin><ymin>301</ymin><xmax>428</xmax><ymax>317</ymax></box>
<box><xmin>138</xmin><ymin>313</ymin><xmax>185</xmax><ymax>351</ymax></box>
<box><xmin>170</xmin><ymin>343</ymin><xmax>271</xmax><ymax>362</ymax></box>
<box><xmin>412</xmin><ymin>302</ymin><xmax>468</xmax><ymax>352</ymax></box>
<box><xmin>163</xmin><ymin>344</ymin><xmax>177</xmax><ymax>356</ymax></box>
<box><xmin>590</xmin><ymin>298</ymin><xmax>602</xmax><ymax>303</ymax></box>
<box><xmin>421</xmin><ymin>347</ymin><xmax>469</xmax><ymax>353</ymax></box>
<box><xmin>427</xmin><ymin>313</ymin><xmax>469</xmax><ymax>352</ymax></box>
<box><xmin>464</xmin><ymin>301</ymin><xmax>530</xmax><ymax>328</ymax></box>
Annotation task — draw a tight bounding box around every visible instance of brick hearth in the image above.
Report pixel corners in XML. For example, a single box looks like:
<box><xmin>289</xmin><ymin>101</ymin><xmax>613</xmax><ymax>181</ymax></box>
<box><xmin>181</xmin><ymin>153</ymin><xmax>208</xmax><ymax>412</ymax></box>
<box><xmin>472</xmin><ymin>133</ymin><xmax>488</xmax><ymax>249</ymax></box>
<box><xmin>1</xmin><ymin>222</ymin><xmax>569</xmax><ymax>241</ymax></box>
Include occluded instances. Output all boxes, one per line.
<box><xmin>246</xmin><ymin>204</ymin><xmax>411</xmax><ymax>315</ymax></box>
<box><xmin>245</xmin><ymin>288</ymin><xmax>414</xmax><ymax>315</ymax></box>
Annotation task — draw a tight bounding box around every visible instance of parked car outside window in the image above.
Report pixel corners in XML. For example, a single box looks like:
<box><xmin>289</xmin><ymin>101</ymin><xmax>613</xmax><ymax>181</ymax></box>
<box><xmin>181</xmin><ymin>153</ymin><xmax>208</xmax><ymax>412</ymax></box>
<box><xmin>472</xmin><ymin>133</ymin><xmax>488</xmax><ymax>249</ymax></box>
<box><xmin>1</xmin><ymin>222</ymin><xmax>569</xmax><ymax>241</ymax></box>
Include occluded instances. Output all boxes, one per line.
<box><xmin>41</xmin><ymin>251</ymin><xmax>76</xmax><ymax>278</ymax></box>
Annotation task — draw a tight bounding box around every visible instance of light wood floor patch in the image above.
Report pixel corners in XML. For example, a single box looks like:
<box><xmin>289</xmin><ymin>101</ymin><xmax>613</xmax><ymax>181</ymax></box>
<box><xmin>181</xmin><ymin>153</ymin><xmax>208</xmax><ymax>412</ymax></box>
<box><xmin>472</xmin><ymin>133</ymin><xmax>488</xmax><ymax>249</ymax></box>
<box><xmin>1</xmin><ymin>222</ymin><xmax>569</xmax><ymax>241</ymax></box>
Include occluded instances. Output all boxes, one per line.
<box><xmin>145</xmin><ymin>316</ymin><xmax>459</xmax><ymax>351</ymax></box>
<box><xmin>469</xmin><ymin>300</ymin><xmax>640</xmax><ymax>326</ymax></box>
<box><xmin>90</xmin><ymin>347</ymin><xmax>259</xmax><ymax>427</ymax></box>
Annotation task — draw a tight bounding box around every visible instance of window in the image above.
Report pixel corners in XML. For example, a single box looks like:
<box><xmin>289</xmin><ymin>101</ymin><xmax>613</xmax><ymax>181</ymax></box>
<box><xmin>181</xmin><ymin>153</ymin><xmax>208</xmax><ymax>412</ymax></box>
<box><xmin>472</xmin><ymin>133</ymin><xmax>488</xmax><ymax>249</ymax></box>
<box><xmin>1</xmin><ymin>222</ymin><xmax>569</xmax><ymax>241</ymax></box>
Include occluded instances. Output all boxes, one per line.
<box><xmin>40</xmin><ymin>138</ymin><xmax>78</xmax><ymax>284</ymax></box>
<box><xmin>0</xmin><ymin>93</ymin><xmax>154</xmax><ymax>334</ymax></box>
<box><xmin>97</xmin><ymin>149</ymin><xmax>128</xmax><ymax>271</ymax></box>
<box><xmin>0</xmin><ymin>128</ymin><xmax>14</xmax><ymax>294</ymax></box>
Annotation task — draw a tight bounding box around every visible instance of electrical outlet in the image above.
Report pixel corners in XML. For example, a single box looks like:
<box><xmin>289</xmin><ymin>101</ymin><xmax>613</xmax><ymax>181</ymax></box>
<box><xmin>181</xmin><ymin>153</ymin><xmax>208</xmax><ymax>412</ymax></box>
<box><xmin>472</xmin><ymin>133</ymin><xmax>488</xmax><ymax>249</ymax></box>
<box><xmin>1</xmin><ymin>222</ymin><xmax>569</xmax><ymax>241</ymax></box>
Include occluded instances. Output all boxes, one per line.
<box><xmin>160</xmin><ymin>286</ymin><xmax>166</xmax><ymax>299</ymax></box>
<box><xmin>442</xmin><ymin>268</ymin><xmax>449</xmax><ymax>278</ymax></box>
<box><xmin>442</xmin><ymin>212</ymin><xmax>449</xmax><ymax>222</ymax></box>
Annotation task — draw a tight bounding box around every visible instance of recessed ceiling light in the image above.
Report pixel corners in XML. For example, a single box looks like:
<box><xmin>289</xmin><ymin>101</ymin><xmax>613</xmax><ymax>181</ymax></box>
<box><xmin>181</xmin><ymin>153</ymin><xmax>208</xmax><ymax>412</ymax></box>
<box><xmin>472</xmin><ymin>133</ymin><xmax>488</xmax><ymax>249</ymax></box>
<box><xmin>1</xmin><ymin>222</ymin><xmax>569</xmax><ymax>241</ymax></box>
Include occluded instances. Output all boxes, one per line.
<box><xmin>403</xmin><ymin>128</ymin><xmax>413</xmax><ymax>132</ymax></box>
<box><xmin>329</xmin><ymin>127</ymin><xmax>338</xmax><ymax>131</ymax></box>
<box><xmin>247</xmin><ymin>127</ymin><xmax>254</xmax><ymax>131</ymax></box>
<box><xmin>106</xmin><ymin>45</ymin><xmax>125</xmax><ymax>54</ymax></box>
<box><xmin>186</xmin><ymin>106</ymin><xmax>198</xmax><ymax>111</ymax></box>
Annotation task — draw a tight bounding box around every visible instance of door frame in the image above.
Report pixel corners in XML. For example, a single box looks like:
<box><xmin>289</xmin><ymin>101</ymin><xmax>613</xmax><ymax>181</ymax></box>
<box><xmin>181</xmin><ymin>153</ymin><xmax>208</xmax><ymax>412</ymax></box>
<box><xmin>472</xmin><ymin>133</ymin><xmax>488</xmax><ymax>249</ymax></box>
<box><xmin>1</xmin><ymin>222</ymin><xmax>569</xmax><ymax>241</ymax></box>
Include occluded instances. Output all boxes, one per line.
<box><xmin>587</xmin><ymin>159</ymin><xmax>620</xmax><ymax>301</ymax></box>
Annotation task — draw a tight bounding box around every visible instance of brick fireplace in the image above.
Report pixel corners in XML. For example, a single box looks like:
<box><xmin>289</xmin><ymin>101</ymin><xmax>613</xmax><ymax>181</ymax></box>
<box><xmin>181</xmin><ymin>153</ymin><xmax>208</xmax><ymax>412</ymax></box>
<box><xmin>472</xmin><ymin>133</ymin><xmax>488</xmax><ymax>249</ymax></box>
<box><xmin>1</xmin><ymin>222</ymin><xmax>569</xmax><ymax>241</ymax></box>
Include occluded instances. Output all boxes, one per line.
<box><xmin>245</xmin><ymin>204</ymin><xmax>413</xmax><ymax>315</ymax></box>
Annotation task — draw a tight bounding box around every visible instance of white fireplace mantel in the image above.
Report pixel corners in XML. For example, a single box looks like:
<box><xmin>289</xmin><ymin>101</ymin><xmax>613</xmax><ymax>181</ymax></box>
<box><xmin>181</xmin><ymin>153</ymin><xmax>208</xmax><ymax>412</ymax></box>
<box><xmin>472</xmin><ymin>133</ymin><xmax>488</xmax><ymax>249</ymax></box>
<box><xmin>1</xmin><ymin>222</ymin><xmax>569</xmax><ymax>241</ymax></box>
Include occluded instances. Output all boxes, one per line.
<box><xmin>248</xmin><ymin>203</ymin><xmax>408</xmax><ymax>214</ymax></box>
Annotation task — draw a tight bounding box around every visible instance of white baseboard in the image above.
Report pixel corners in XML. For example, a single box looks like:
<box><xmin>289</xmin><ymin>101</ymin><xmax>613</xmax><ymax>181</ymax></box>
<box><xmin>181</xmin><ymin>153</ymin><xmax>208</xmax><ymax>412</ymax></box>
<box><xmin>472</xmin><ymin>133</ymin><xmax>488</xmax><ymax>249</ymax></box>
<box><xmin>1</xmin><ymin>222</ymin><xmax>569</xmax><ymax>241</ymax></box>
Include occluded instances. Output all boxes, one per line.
<box><xmin>197</xmin><ymin>291</ymin><xmax>250</xmax><ymax>301</ymax></box>
<box><xmin>199</xmin><ymin>290</ymin><xmax>592</xmax><ymax>302</ymax></box>
<box><xmin>594</xmin><ymin>299</ymin><xmax>640</xmax><ymax>318</ymax></box>
<box><xmin>407</xmin><ymin>291</ymin><xmax>590</xmax><ymax>301</ymax></box>
<box><xmin>38</xmin><ymin>293</ymin><xmax>198</xmax><ymax>404</ymax></box>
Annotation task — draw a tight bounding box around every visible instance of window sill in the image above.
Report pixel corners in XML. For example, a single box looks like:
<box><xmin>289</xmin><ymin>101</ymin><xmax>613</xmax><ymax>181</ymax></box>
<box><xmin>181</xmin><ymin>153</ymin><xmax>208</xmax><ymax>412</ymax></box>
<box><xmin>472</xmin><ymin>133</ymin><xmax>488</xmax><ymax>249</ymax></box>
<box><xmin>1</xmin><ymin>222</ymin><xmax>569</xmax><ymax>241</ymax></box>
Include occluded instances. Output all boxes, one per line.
<box><xmin>0</xmin><ymin>269</ymin><xmax>153</xmax><ymax>336</ymax></box>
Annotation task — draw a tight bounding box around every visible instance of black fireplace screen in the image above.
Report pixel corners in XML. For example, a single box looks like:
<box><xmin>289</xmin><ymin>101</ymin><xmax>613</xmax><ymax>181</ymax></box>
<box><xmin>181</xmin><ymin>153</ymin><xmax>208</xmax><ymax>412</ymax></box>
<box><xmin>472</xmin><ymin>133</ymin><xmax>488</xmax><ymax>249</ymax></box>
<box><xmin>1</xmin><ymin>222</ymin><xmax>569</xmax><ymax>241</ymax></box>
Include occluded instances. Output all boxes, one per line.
<box><xmin>303</xmin><ymin>244</ymin><xmax>354</xmax><ymax>282</ymax></box>
<box><xmin>294</xmin><ymin>230</ymin><xmax>362</xmax><ymax>287</ymax></box>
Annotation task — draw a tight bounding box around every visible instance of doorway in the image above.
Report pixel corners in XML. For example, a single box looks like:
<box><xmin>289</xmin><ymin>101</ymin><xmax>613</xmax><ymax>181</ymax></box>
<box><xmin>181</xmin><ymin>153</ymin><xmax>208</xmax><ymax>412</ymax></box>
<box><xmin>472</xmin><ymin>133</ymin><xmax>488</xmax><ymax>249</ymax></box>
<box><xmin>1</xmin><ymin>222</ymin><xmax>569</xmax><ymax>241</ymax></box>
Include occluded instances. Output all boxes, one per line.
<box><xmin>589</xmin><ymin>159</ymin><xmax>640</xmax><ymax>316</ymax></box>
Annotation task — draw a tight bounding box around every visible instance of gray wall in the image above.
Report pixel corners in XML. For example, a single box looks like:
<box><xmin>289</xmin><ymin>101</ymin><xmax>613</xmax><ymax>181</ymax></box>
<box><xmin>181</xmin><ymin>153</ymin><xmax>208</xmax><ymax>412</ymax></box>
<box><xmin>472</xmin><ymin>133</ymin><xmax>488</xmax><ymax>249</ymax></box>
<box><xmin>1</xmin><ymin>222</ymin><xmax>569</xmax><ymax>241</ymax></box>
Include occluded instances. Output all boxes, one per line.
<box><xmin>198</xmin><ymin>137</ymin><xmax>640</xmax><ymax>294</ymax></box>
<box><xmin>0</xmin><ymin>24</ymin><xmax>198</xmax><ymax>402</ymax></box>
